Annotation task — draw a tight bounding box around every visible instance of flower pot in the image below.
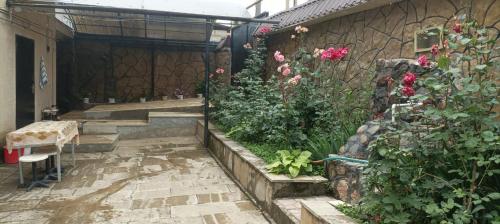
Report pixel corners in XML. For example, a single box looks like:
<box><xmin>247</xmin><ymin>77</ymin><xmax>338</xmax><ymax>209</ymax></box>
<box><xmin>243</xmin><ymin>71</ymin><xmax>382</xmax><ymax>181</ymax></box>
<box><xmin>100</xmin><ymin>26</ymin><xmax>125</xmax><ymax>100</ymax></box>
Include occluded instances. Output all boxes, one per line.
<box><xmin>177</xmin><ymin>95</ymin><xmax>184</xmax><ymax>100</ymax></box>
<box><xmin>140</xmin><ymin>97</ymin><xmax>146</xmax><ymax>103</ymax></box>
<box><xmin>162</xmin><ymin>96</ymin><xmax>169</xmax><ymax>101</ymax></box>
<box><xmin>197</xmin><ymin>94</ymin><xmax>203</xmax><ymax>99</ymax></box>
<box><xmin>108</xmin><ymin>98</ymin><xmax>116</xmax><ymax>104</ymax></box>
<box><xmin>83</xmin><ymin>97</ymin><xmax>90</xmax><ymax>104</ymax></box>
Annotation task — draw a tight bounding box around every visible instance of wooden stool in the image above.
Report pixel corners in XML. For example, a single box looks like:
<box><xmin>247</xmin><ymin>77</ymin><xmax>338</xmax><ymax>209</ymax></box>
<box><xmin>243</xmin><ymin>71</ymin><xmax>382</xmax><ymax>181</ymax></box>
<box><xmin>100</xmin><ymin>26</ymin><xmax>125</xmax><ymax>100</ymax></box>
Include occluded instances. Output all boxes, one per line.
<box><xmin>19</xmin><ymin>154</ymin><xmax>50</xmax><ymax>191</ymax></box>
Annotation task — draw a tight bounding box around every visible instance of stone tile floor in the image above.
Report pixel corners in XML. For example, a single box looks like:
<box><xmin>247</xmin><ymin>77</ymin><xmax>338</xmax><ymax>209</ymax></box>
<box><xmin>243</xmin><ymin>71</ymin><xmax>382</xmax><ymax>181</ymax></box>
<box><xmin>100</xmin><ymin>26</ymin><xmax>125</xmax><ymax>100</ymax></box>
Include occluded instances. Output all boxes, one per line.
<box><xmin>0</xmin><ymin>137</ymin><xmax>269</xmax><ymax>224</ymax></box>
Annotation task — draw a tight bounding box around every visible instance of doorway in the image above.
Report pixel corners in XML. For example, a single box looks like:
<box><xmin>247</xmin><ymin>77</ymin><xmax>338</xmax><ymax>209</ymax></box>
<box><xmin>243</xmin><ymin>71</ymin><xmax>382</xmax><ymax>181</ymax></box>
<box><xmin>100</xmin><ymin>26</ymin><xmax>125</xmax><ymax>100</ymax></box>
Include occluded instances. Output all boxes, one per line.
<box><xmin>16</xmin><ymin>35</ymin><xmax>35</xmax><ymax>129</ymax></box>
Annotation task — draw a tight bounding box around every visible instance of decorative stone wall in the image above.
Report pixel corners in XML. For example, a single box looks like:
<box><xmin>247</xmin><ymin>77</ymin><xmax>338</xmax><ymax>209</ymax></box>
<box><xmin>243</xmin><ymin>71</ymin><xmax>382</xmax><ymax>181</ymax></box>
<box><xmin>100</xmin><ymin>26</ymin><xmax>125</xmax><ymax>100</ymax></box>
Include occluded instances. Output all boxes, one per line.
<box><xmin>58</xmin><ymin>40</ymin><xmax>231</xmax><ymax>107</ymax></box>
<box><xmin>327</xmin><ymin>58</ymin><xmax>432</xmax><ymax>204</ymax></box>
<box><xmin>372</xmin><ymin>59</ymin><xmax>432</xmax><ymax>116</ymax></box>
<box><xmin>265</xmin><ymin>0</ymin><xmax>499</xmax><ymax>85</ymax></box>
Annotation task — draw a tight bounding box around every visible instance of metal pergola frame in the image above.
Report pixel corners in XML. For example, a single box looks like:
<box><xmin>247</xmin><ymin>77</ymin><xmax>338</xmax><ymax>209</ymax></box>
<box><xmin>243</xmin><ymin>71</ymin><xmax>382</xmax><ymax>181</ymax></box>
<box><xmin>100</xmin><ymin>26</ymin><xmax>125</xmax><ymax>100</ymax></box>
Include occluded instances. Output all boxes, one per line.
<box><xmin>7</xmin><ymin>0</ymin><xmax>279</xmax><ymax>148</ymax></box>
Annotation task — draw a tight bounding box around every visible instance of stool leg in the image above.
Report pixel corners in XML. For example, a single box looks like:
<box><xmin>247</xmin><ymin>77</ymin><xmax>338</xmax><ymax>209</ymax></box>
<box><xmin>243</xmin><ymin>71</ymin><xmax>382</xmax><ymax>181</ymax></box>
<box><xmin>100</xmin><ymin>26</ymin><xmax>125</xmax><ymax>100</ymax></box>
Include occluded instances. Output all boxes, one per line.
<box><xmin>27</xmin><ymin>162</ymin><xmax>37</xmax><ymax>191</ymax></box>
<box><xmin>18</xmin><ymin>160</ymin><xmax>24</xmax><ymax>185</ymax></box>
<box><xmin>57</xmin><ymin>152</ymin><xmax>61</xmax><ymax>182</ymax></box>
<box><xmin>72</xmin><ymin>142</ymin><xmax>75</xmax><ymax>167</ymax></box>
<box><xmin>45</xmin><ymin>159</ymin><xmax>50</xmax><ymax>175</ymax></box>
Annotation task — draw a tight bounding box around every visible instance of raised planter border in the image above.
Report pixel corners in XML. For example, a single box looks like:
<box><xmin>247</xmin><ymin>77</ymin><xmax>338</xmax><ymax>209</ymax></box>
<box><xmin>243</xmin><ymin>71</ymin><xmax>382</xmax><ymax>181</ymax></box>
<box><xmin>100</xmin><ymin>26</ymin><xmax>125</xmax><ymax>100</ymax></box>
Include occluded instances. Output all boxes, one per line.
<box><xmin>196</xmin><ymin>120</ymin><xmax>328</xmax><ymax>212</ymax></box>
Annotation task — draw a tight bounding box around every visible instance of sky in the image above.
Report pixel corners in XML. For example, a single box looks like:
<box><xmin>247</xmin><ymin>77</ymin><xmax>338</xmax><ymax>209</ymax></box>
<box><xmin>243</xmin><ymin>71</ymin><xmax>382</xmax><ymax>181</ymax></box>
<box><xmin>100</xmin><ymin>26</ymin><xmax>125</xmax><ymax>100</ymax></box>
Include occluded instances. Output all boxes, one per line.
<box><xmin>242</xmin><ymin>0</ymin><xmax>309</xmax><ymax>17</ymax></box>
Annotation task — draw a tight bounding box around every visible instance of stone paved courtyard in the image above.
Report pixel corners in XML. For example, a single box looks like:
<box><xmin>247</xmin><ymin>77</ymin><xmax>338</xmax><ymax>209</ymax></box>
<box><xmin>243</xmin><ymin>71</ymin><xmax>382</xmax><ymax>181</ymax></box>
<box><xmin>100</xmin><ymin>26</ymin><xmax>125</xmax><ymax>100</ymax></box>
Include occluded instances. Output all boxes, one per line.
<box><xmin>0</xmin><ymin>137</ymin><xmax>269</xmax><ymax>224</ymax></box>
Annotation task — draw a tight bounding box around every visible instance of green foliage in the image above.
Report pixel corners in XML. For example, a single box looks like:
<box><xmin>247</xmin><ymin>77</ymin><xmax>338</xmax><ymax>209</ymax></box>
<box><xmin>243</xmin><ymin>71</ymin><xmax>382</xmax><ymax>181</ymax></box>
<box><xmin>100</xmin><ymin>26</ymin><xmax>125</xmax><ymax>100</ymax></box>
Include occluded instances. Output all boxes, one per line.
<box><xmin>335</xmin><ymin>204</ymin><xmax>366</xmax><ymax>223</ymax></box>
<box><xmin>362</xmin><ymin>17</ymin><xmax>499</xmax><ymax>224</ymax></box>
<box><xmin>195</xmin><ymin>80</ymin><xmax>205</xmax><ymax>94</ymax></box>
<box><xmin>210</xmin><ymin>27</ymin><xmax>371</xmax><ymax>178</ymax></box>
<box><xmin>266</xmin><ymin>150</ymin><xmax>313</xmax><ymax>178</ymax></box>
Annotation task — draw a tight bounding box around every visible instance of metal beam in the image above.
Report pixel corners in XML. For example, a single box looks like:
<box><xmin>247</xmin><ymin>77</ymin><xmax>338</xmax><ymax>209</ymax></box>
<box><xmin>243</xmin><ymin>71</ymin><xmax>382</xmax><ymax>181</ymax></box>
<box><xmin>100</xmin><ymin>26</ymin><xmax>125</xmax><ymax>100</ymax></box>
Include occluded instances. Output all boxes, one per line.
<box><xmin>203</xmin><ymin>19</ymin><xmax>211</xmax><ymax>148</ymax></box>
<box><xmin>74</xmin><ymin>33</ymin><xmax>218</xmax><ymax>49</ymax></box>
<box><xmin>7</xmin><ymin>0</ymin><xmax>281</xmax><ymax>24</ymax></box>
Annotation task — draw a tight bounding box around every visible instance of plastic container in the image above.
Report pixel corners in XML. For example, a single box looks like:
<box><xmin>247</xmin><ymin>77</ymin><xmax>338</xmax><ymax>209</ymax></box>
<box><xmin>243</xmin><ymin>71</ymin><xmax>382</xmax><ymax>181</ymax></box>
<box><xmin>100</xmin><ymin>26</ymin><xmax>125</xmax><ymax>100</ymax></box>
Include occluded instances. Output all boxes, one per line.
<box><xmin>3</xmin><ymin>147</ymin><xmax>24</xmax><ymax>164</ymax></box>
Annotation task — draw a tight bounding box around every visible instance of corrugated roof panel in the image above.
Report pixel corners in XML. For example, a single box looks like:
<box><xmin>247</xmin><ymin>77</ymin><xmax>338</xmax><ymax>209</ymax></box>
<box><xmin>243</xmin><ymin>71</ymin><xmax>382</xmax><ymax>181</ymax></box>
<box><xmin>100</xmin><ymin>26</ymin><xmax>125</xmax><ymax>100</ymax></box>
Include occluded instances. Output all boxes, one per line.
<box><xmin>267</xmin><ymin>0</ymin><xmax>371</xmax><ymax>30</ymax></box>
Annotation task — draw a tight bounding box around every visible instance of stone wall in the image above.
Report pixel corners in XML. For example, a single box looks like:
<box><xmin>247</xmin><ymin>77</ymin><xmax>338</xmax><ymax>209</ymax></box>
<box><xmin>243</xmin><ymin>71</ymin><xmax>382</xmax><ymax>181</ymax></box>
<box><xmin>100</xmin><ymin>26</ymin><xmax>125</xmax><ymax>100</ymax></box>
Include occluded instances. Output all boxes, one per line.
<box><xmin>265</xmin><ymin>0</ymin><xmax>499</xmax><ymax>86</ymax></box>
<box><xmin>58</xmin><ymin>40</ymin><xmax>230</xmax><ymax>107</ymax></box>
<box><xmin>328</xmin><ymin>58</ymin><xmax>433</xmax><ymax>204</ymax></box>
<box><xmin>264</xmin><ymin>0</ymin><xmax>499</xmax><ymax>205</ymax></box>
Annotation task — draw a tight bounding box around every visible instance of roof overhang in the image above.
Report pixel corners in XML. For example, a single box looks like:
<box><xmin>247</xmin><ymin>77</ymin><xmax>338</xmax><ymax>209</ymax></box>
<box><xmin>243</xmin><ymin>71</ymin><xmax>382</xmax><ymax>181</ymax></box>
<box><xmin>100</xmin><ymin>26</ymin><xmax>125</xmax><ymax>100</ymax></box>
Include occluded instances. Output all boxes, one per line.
<box><xmin>7</xmin><ymin>0</ymin><xmax>280</xmax><ymax>44</ymax></box>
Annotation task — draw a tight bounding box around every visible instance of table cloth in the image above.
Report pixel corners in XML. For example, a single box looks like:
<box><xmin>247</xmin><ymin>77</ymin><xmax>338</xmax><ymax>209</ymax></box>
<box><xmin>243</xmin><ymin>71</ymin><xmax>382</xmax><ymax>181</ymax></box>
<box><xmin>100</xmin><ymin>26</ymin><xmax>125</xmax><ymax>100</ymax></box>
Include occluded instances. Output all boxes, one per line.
<box><xmin>6</xmin><ymin>121</ymin><xmax>79</xmax><ymax>152</ymax></box>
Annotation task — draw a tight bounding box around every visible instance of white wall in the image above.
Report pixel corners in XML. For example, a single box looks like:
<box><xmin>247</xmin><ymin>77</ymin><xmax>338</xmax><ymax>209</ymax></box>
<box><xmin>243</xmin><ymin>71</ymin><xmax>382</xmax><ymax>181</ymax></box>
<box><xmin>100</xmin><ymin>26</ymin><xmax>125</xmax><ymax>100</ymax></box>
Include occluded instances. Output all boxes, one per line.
<box><xmin>0</xmin><ymin>0</ymin><xmax>57</xmax><ymax>144</ymax></box>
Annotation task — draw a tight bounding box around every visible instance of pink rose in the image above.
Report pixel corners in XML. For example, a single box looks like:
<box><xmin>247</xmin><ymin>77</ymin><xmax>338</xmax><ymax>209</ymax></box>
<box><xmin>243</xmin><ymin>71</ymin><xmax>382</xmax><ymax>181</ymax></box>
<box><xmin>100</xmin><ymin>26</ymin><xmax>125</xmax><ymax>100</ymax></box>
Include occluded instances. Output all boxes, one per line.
<box><xmin>216</xmin><ymin>68</ymin><xmax>225</xmax><ymax>74</ymax></box>
<box><xmin>277</xmin><ymin>63</ymin><xmax>289</xmax><ymax>72</ymax></box>
<box><xmin>259</xmin><ymin>26</ymin><xmax>271</xmax><ymax>34</ymax></box>
<box><xmin>282</xmin><ymin>67</ymin><xmax>291</xmax><ymax>76</ymax></box>
<box><xmin>274</xmin><ymin>51</ymin><xmax>285</xmax><ymax>62</ymax></box>
<box><xmin>417</xmin><ymin>55</ymin><xmax>430</xmax><ymax>67</ymax></box>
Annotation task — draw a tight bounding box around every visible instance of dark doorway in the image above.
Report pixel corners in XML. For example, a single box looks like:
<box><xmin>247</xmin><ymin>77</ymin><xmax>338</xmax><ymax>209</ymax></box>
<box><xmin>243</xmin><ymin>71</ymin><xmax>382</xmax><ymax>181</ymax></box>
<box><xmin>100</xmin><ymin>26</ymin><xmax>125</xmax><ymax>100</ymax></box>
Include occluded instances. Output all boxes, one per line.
<box><xmin>16</xmin><ymin>35</ymin><xmax>35</xmax><ymax>129</ymax></box>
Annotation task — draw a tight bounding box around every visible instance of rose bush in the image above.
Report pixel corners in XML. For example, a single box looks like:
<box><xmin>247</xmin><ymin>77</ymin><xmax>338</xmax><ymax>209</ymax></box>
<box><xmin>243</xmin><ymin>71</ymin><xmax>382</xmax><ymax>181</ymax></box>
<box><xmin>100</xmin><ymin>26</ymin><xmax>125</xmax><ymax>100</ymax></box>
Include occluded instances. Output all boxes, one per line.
<box><xmin>363</xmin><ymin>16</ymin><xmax>499</xmax><ymax>223</ymax></box>
<box><xmin>210</xmin><ymin>24</ymin><xmax>372</xmax><ymax>176</ymax></box>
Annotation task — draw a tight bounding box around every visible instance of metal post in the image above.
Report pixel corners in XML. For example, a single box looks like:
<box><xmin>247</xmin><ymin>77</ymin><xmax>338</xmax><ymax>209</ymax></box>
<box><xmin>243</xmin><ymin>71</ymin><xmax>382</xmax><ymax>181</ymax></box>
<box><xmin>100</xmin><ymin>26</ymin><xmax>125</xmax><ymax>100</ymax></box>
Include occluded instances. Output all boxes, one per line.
<box><xmin>203</xmin><ymin>20</ymin><xmax>211</xmax><ymax>148</ymax></box>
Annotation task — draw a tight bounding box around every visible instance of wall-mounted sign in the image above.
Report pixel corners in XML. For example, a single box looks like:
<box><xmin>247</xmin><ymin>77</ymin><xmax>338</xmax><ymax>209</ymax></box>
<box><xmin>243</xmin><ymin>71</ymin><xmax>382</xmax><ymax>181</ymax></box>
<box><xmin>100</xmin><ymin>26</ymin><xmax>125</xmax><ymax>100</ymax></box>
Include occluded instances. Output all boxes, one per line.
<box><xmin>414</xmin><ymin>26</ymin><xmax>443</xmax><ymax>53</ymax></box>
<box><xmin>40</xmin><ymin>56</ymin><xmax>48</xmax><ymax>89</ymax></box>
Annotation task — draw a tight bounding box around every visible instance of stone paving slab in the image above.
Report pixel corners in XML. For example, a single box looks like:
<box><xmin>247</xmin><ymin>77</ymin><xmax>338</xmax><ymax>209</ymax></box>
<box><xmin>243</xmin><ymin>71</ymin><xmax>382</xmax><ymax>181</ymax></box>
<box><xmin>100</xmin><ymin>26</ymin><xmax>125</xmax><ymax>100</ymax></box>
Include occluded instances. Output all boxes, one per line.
<box><xmin>0</xmin><ymin>136</ymin><xmax>269</xmax><ymax>224</ymax></box>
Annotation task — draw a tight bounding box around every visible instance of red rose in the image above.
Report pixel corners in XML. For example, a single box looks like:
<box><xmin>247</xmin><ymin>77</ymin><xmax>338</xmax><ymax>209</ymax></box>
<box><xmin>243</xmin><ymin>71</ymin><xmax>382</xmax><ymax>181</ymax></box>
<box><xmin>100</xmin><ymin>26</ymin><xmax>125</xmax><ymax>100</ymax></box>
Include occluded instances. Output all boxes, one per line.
<box><xmin>453</xmin><ymin>22</ymin><xmax>462</xmax><ymax>33</ymax></box>
<box><xmin>431</xmin><ymin>44</ymin><xmax>439</xmax><ymax>56</ymax></box>
<box><xmin>417</xmin><ymin>55</ymin><xmax>430</xmax><ymax>67</ymax></box>
<box><xmin>402</xmin><ymin>72</ymin><xmax>416</xmax><ymax>86</ymax></box>
<box><xmin>402</xmin><ymin>86</ymin><xmax>415</xmax><ymax>97</ymax></box>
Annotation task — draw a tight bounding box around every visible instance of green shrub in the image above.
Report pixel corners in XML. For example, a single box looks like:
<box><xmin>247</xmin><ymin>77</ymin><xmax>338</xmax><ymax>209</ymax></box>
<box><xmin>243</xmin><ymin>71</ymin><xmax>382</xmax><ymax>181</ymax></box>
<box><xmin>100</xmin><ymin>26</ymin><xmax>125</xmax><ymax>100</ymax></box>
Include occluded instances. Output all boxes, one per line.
<box><xmin>266</xmin><ymin>150</ymin><xmax>313</xmax><ymax>178</ymax></box>
<box><xmin>363</xmin><ymin>16</ymin><xmax>499</xmax><ymax>223</ymax></box>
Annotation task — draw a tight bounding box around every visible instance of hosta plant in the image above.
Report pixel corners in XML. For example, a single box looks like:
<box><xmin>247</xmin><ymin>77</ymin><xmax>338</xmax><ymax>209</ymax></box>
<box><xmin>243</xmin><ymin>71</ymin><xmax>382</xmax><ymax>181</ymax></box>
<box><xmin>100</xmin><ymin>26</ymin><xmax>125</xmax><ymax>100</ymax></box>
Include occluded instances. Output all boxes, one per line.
<box><xmin>266</xmin><ymin>150</ymin><xmax>313</xmax><ymax>178</ymax></box>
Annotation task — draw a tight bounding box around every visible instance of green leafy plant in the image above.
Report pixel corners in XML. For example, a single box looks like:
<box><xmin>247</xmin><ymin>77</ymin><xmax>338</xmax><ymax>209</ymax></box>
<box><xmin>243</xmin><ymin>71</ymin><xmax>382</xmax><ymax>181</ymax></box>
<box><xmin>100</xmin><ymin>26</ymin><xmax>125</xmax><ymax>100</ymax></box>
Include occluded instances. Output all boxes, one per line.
<box><xmin>195</xmin><ymin>80</ymin><xmax>205</xmax><ymax>95</ymax></box>
<box><xmin>266</xmin><ymin>150</ymin><xmax>313</xmax><ymax>178</ymax></box>
<box><xmin>363</xmin><ymin>16</ymin><xmax>499</xmax><ymax>224</ymax></box>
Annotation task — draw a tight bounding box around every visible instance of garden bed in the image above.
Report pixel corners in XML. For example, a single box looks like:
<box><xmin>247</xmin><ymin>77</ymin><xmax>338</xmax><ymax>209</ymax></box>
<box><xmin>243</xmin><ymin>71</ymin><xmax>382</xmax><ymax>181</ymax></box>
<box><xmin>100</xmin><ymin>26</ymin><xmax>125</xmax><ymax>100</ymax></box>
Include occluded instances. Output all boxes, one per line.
<box><xmin>195</xmin><ymin>120</ymin><xmax>328</xmax><ymax>212</ymax></box>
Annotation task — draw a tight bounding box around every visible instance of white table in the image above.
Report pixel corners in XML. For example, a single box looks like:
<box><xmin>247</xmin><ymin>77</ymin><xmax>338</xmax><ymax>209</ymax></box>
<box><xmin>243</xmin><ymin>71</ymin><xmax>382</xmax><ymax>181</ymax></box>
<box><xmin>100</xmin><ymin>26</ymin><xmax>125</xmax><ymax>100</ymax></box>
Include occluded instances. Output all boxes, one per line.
<box><xmin>6</xmin><ymin>121</ymin><xmax>79</xmax><ymax>184</ymax></box>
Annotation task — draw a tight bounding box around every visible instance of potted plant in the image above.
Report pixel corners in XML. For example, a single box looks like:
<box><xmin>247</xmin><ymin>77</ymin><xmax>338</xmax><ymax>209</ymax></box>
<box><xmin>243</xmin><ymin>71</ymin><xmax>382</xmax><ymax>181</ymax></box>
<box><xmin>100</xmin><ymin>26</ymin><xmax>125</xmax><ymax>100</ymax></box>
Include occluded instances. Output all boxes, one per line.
<box><xmin>140</xmin><ymin>89</ymin><xmax>147</xmax><ymax>103</ymax></box>
<box><xmin>195</xmin><ymin>80</ymin><xmax>204</xmax><ymax>98</ymax></box>
<box><xmin>83</xmin><ymin>92</ymin><xmax>91</xmax><ymax>104</ymax></box>
<box><xmin>175</xmin><ymin>88</ymin><xmax>184</xmax><ymax>100</ymax></box>
<box><xmin>161</xmin><ymin>90</ymin><xmax>169</xmax><ymax>101</ymax></box>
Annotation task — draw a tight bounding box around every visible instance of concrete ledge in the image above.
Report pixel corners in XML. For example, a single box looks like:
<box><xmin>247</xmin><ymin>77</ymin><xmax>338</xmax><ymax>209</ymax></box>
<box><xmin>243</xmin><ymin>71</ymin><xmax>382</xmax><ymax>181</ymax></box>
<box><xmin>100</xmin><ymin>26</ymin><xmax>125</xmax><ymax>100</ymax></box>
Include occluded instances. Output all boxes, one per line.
<box><xmin>148</xmin><ymin>112</ymin><xmax>203</xmax><ymax>118</ymax></box>
<box><xmin>300</xmin><ymin>200</ymin><xmax>357</xmax><ymax>224</ymax></box>
<box><xmin>196</xmin><ymin>120</ymin><xmax>328</xmax><ymax>212</ymax></box>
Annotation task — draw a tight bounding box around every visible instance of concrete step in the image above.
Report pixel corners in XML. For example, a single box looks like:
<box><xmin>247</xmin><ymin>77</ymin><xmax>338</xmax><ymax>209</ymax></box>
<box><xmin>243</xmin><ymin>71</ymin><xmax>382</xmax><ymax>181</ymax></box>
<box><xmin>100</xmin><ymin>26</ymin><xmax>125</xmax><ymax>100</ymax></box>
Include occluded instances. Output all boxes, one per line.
<box><xmin>63</xmin><ymin>134</ymin><xmax>119</xmax><ymax>153</ymax></box>
<box><xmin>117</xmin><ymin>112</ymin><xmax>203</xmax><ymax>140</ymax></box>
<box><xmin>272</xmin><ymin>197</ymin><xmax>357</xmax><ymax>224</ymax></box>
<box><xmin>83</xmin><ymin>99</ymin><xmax>203</xmax><ymax>120</ymax></box>
<box><xmin>82</xmin><ymin>120</ymin><xmax>148</xmax><ymax>134</ymax></box>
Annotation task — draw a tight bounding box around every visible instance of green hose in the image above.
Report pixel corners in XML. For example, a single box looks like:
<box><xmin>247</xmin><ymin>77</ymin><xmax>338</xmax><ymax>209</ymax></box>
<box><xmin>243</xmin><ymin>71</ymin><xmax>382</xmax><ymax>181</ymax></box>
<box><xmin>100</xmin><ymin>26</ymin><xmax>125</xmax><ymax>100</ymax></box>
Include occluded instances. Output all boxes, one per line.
<box><xmin>323</xmin><ymin>154</ymin><xmax>368</xmax><ymax>164</ymax></box>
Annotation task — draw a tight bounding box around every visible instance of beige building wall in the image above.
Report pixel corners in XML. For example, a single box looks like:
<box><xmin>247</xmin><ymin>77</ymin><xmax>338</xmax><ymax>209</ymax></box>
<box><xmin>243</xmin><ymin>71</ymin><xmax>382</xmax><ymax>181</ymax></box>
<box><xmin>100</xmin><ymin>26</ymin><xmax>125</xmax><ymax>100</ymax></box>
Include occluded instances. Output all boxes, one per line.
<box><xmin>0</xmin><ymin>1</ymin><xmax>59</xmax><ymax>145</ymax></box>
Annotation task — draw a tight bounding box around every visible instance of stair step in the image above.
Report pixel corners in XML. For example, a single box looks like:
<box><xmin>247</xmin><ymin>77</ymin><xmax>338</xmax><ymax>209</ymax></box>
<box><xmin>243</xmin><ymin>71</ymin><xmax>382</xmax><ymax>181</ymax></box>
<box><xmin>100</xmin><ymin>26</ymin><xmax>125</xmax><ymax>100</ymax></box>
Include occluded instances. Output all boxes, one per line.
<box><xmin>148</xmin><ymin>112</ymin><xmax>204</xmax><ymax>118</ymax></box>
<box><xmin>272</xmin><ymin>197</ymin><xmax>357</xmax><ymax>224</ymax></box>
<box><xmin>301</xmin><ymin>200</ymin><xmax>357</xmax><ymax>224</ymax></box>
<box><xmin>83</xmin><ymin>99</ymin><xmax>203</xmax><ymax>120</ymax></box>
<box><xmin>82</xmin><ymin>120</ymin><xmax>148</xmax><ymax>134</ymax></box>
<box><xmin>63</xmin><ymin>134</ymin><xmax>119</xmax><ymax>153</ymax></box>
